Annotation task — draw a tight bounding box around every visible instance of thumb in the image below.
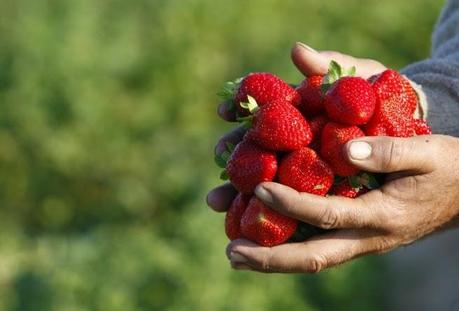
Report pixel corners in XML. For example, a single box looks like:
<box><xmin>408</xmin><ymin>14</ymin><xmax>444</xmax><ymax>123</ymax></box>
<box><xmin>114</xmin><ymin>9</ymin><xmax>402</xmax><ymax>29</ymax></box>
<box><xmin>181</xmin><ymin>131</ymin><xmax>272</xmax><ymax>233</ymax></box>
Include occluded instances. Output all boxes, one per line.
<box><xmin>344</xmin><ymin>136</ymin><xmax>438</xmax><ymax>174</ymax></box>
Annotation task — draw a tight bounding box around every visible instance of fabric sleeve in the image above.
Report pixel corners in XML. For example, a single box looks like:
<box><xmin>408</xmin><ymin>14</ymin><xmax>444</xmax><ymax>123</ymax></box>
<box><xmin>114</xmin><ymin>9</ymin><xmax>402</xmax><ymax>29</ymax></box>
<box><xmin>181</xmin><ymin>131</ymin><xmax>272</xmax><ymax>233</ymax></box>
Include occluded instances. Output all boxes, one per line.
<box><xmin>400</xmin><ymin>0</ymin><xmax>459</xmax><ymax>137</ymax></box>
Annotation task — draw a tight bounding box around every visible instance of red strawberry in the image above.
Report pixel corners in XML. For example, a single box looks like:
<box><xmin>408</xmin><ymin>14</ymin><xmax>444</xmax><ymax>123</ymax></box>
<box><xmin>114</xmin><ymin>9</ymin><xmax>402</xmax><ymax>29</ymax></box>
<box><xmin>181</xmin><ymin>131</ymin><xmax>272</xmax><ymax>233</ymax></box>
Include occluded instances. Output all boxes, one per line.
<box><xmin>278</xmin><ymin>147</ymin><xmax>334</xmax><ymax>196</ymax></box>
<box><xmin>365</xmin><ymin>70</ymin><xmax>418</xmax><ymax>137</ymax></box>
<box><xmin>228</xmin><ymin>73</ymin><xmax>300</xmax><ymax>116</ymax></box>
<box><xmin>332</xmin><ymin>180</ymin><xmax>362</xmax><ymax>198</ymax></box>
<box><xmin>320</xmin><ymin>122</ymin><xmax>365</xmax><ymax>177</ymax></box>
<box><xmin>297</xmin><ymin>75</ymin><xmax>325</xmax><ymax>116</ymax></box>
<box><xmin>308</xmin><ymin>114</ymin><xmax>329</xmax><ymax>151</ymax></box>
<box><xmin>226</xmin><ymin>140</ymin><xmax>277</xmax><ymax>194</ymax></box>
<box><xmin>240</xmin><ymin>196</ymin><xmax>298</xmax><ymax>247</ymax></box>
<box><xmin>414</xmin><ymin>119</ymin><xmax>432</xmax><ymax>135</ymax></box>
<box><xmin>244</xmin><ymin>100</ymin><xmax>312</xmax><ymax>152</ymax></box>
<box><xmin>324</xmin><ymin>76</ymin><xmax>376</xmax><ymax>125</ymax></box>
<box><xmin>225</xmin><ymin>194</ymin><xmax>251</xmax><ymax>240</ymax></box>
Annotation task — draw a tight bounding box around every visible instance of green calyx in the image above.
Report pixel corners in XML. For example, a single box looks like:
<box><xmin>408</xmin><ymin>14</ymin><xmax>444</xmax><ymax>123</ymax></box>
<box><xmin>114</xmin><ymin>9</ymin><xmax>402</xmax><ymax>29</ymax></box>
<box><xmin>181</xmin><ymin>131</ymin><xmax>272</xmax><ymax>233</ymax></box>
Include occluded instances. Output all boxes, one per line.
<box><xmin>239</xmin><ymin>95</ymin><xmax>259</xmax><ymax>114</ymax></box>
<box><xmin>236</xmin><ymin>95</ymin><xmax>259</xmax><ymax>129</ymax></box>
<box><xmin>217</xmin><ymin>77</ymin><xmax>243</xmax><ymax>101</ymax></box>
<box><xmin>215</xmin><ymin>142</ymin><xmax>236</xmax><ymax>181</ymax></box>
<box><xmin>321</xmin><ymin>60</ymin><xmax>357</xmax><ymax>93</ymax></box>
<box><xmin>347</xmin><ymin>172</ymin><xmax>380</xmax><ymax>190</ymax></box>
<box><xmin>220</xmin><ymin>169</ymin><xmax>229</xmax><ymax>180</ymax></box>
<box><xmin>214</xmin><ymin>142</ymin><xmax>235</xmax><ymax>169</ymax></box>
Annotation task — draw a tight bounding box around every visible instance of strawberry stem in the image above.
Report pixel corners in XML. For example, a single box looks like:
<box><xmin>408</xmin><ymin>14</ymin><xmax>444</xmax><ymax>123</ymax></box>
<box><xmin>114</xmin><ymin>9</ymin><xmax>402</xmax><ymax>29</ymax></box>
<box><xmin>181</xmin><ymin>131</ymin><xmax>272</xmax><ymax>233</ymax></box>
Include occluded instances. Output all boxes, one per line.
<box><xmin>321</xmin><ymin>60</ymin><xmax>357</xmax><ymax>93</ymax></box>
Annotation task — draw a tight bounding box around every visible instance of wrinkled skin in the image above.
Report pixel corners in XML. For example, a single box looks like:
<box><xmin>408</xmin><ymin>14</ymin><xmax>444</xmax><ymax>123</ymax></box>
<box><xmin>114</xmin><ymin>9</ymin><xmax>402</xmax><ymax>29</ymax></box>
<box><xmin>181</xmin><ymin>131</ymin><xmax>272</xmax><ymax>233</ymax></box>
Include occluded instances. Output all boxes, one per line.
<box><xmin>207</xmin><ymin>42</ymin><xmax>459</xmax><ymax>273</ymax></box>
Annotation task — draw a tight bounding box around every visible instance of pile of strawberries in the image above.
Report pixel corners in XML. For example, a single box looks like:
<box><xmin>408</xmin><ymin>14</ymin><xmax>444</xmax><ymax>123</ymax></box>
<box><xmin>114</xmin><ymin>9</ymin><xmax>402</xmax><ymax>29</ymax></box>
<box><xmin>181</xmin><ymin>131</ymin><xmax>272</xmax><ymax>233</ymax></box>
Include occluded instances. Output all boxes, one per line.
<box><xmin>215</xmin><ymin>61</ymin><xmax>431</xmax><ymax>247</ymax></box>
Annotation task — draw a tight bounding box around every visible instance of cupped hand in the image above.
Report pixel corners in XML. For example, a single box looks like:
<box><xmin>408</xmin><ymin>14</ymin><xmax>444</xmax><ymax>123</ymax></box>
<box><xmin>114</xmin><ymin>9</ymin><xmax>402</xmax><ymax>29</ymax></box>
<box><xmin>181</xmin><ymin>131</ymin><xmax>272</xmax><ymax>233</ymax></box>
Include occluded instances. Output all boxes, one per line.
<box><xmin>209</xmin><ymin>42</ymin><xmax>387</xmax><ymax>212</ymax></box>
<box><xmin>207</xmin><ymin>43</ymin><xmax>459</xmax><ymax>273</ymax></box>
<box><xmin>220</xmin><ymin>135</ymin><xmax>459</xmax><ymax>272</ymax></box>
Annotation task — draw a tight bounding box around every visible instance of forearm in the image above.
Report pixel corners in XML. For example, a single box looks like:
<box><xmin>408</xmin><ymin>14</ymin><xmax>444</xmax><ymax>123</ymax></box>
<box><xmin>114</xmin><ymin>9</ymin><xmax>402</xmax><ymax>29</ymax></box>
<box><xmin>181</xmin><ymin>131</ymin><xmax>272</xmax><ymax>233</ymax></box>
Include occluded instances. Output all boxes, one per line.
<box><xmin>401</xmin><ymin>0</ymin><xmax>459</xmax><ymax>137</ymax></box>
<box><xmin>402</xmin><ymin>60</ymin><xmax>459</xmax><ymax>137</ymax></box>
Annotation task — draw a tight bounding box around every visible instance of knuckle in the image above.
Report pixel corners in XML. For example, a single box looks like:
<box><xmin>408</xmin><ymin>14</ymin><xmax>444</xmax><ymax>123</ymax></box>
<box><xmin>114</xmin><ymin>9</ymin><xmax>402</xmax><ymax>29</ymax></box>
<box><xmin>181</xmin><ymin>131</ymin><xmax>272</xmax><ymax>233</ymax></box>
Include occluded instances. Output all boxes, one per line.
<box><xmin>381</xmin><ymin>139</ymin><xmax>404</xmax><ymax>171</ymax></box>
<box><xmin>318</xmin><ymin>206</ymin><xmax>340</xmax><ymax>229</ymax></box>
<box><xmin>304</xmin><ymin>254</ymin><xmax>327</xmax><ymax>274</ymax></box>
<box><xmin>260</xmin><ymin>249</ymin><xmax>274</xmax><ymax>272</ymax></box>
<box><xmin>372</xmin><ymin>237</ymin><xmax>396</xmax><ymax>254</ymax></box>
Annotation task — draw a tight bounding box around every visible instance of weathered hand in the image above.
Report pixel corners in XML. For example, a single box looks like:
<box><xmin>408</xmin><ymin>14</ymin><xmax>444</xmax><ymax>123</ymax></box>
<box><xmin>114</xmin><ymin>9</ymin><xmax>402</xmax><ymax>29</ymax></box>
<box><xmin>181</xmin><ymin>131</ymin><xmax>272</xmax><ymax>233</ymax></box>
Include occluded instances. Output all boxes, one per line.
<box><xmin>219</xmin><ymin>135</ymin><xmax>459</xmax><ymax>272</ymax></box>
<box><xmin>209</xmin><ymin>42</ymin><xmax>387</xmax><ymax>213</ymax></box>
<box><xmin>207</xmin><ymin>43</ymin><xmax>459</xmax><ymax>273</ymax></box>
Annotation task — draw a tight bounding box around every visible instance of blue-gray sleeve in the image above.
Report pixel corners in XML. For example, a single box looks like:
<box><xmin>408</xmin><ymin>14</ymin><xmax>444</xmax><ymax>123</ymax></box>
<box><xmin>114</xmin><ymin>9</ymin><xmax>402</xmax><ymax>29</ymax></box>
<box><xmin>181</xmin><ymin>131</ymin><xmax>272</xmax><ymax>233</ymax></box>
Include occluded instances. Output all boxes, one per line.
<box><xmin>401</xmin><ymin>0</ymin><xmax>459</xmax><ymax>137</ymax></box>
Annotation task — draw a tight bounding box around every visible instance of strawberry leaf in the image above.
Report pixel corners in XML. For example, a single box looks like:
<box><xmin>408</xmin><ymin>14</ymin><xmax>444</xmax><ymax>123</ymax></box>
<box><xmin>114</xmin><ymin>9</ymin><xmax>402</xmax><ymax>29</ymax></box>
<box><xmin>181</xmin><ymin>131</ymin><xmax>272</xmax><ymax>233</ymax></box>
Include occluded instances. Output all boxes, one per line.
<box><xmin>214</xmin><ymin>154</ymin><xmax>227</xmax><ymax>168</ymax></box>
<box><xmin>236</xmin><ymin>115</ymin><xmax>253</xmax><ymax>129</ymax></box>
<box><xmin>225</xmin><ymin>142</ymin><xmax>236</xmax><ymax>153</ymax></box>
<box><xmin>322</xmin><ymin>60</ymin><xmax>357</xmax><ymax>93</ymax></box>
<box><xmin>220</xmin><ymin>169</ymin><xmax>229</xmax><ymax>180</ymax></box>
<box><xmin>220</xmin><ymin>150</ymin><xmax>231</xmax><ymax>162</ymax></box>
<box><xmin>289</xmin><ymin>222</ymin><xmax>319</xmax><ymax>242</ymax></box>
<box><xmin>217</xmin><ymin>77</ymin><xmax>243</xmax><ymax>101</ymax></box>
<box><xmin>333</xmin><ymin>175</ymin><xmax>345</xmax><ymax>185</ymax></box>
<box><xmin>360</xmin><ymin>172</ymin><xmax>380</xmax><ymax>189</ymax></box>
<box><xmin>347</xmin><ymin>66</ymin><xmax>357</xmax><ymax>77</ymax></box>
<box><xmin>347</xmin><ymin>175</ymin><xmax>361</xmax><ymax>189</ymax></box>
<box><xmin>240</xmin><ymin>95</ymin><xmax>259</xmax><ymax>114</ymax></box>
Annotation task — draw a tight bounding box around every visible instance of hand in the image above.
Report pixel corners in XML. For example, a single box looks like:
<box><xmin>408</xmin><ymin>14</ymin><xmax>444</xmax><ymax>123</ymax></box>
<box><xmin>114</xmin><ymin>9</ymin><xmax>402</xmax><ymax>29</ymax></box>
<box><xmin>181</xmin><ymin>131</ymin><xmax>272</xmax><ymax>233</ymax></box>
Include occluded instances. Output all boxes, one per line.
<box><xmin>209</xmin><ymin>135</ymin><xmax>459</xmax><ymax>273</ymax></box>
<box><xmin>210</xmin><ymin>42</ymin><xmax>387</xmax><ymax>213</ymax></box>
<box><xmin>207</xmin><ymin>43</ymin><xmax>459</xmax><ymax>273</ymax></box>
<box><xmin>216</xmin><ymin>42</ymin><xmax>387</xmax><ymax>122</ymax></box>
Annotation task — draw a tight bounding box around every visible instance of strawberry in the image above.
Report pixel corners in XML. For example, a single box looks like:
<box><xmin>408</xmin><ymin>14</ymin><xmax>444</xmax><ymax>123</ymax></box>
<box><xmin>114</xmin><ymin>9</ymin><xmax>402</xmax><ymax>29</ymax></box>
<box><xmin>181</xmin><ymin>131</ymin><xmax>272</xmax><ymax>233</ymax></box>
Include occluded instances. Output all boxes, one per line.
<box><xmin>365</xmin><ymin>70</ymin><xmax>418</xmax><ymax>137</ymax></box>
<box><xmin>324</xmin><ymin>76</ymin><xmax>376</xmax><ymax>125</ymax></box>
<box><xmin>414</xmin><ymin>119</ymin><xmax>432</xmax><ymax>135</ymax></box>
<box><xmin>240</xmin><ymin>196</ymin><xmax>298</xmax><ymax>247</ymax></box>
<box><xmin>278</xmin><ymin>147</ymin><xmax>333</xmax><ymax>196</ymax></box>
<box><xmin>225</xmin><ymin>194</ymin><xmax>251</xmax><ymax>240</ymax></box>
<box><xmin>332</xmin><ymin>180</ymin><xmax>363</xmax><ymax>198</ymax></box>
<box><xmin>320</xmin><ymin>122</ymin><xmax>365</xmax><ymax>177</ymax></box>
<box><xmin>226</xmin><ymin>140</ymin><xmax>277</xmax><ymax>194</ymax></box>
<box><xmin>219</xmin><ymin>73</ymin><xmax>301</xmax><ymax>117</ymax></box>
<box><xmin>308</xmin><ymin>114</ymin><xmax>329</xmax><ymax>151</ymax></box>
<box><xmin>243</xmin><ymin>97</ymin><xmax>312</xmax><ymax>152</ymax></box>
<box><xmin>297</xmin><ymin>75</ymin><xmax>325</xmax><ymax>116</ymax></box>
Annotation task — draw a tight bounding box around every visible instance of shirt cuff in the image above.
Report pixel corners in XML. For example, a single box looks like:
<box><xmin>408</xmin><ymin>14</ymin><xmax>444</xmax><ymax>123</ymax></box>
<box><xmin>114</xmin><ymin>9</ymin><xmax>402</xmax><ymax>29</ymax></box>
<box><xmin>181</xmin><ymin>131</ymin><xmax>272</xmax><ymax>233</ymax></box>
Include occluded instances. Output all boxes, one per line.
<box><xmin>404</xmin><ymin>76</ymin><xmax>429</xmax><ymax>120</ymax></box>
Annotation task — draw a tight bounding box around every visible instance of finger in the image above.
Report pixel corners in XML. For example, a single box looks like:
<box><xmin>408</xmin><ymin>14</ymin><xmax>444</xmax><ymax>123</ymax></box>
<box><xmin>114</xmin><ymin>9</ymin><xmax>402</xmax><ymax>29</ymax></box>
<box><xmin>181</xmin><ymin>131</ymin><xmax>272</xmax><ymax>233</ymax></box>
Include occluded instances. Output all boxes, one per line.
<box><xmin>344</xmin><ymin>136</ymin><xmax>439</xmax><ymax>174</ymax></box>
<box><xmin>255</xmin><ymin>182</ymin><xmax>383</xmax><ymax>229</ymax></box>
<box><xmin>291</xmin><ymin>43</ymin><xmax>386</xmax><ymax>79</ymax></box>
<box><xmin>206</xmin><ymin>183</ymin><xmax>237</xmax><ymax>212</ymax></box>
<box><xmin>214</xmin><ymin>125</ymin><xmax>246</xmax><ymax>156</ymax></box>
<box><xmin>218</xmin><ymin>101</ymin><xmax>237</xmax><ymax>122</ymax></box>
<box><xmin>291</xmin><ymin>42</ymin><xmax>329</xmax><ymax>76</ymax></box>
<box><xmin>227</xmin><ymin>230</ymin><xmax>390</xmax><ymax>273</ymax></box>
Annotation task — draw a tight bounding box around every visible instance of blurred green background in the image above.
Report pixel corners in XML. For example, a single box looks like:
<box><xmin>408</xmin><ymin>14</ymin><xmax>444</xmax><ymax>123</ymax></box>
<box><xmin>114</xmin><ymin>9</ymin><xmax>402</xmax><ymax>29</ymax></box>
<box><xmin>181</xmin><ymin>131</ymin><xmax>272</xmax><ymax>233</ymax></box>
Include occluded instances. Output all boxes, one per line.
<box><xmin>0</xmin><ymin>0</ymin><xmax>443</xmax><ymax>310</ymax></box>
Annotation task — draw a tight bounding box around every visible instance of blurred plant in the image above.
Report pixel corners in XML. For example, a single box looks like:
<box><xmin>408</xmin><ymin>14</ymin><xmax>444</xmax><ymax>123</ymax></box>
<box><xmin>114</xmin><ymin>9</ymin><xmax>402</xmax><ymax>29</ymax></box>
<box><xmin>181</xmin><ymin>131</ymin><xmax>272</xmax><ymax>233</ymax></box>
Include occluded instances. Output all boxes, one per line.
<box><xmin>0</xmin><ymin>0</ymin><xmax>441</xmax><ymax>309</ymax></box>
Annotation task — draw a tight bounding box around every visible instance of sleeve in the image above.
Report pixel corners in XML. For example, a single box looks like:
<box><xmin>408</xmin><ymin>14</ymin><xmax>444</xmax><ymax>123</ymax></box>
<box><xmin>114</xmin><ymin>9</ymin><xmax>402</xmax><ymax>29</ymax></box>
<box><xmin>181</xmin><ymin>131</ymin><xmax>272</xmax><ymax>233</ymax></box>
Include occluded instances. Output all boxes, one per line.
<box><xmin>400</xmin><ymin>0</ymin><xmax>459</xmax><ymax>137</ymax></box>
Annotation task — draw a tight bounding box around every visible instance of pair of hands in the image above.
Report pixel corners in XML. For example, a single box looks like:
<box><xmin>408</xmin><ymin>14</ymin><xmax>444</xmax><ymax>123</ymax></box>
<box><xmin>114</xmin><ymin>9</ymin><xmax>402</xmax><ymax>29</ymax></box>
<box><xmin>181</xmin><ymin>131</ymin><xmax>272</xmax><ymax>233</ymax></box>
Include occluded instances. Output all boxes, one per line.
<box><xmin>207</xmin><ymin>42</ymin><xmax>459</xmax><ymax>273</ymax></box>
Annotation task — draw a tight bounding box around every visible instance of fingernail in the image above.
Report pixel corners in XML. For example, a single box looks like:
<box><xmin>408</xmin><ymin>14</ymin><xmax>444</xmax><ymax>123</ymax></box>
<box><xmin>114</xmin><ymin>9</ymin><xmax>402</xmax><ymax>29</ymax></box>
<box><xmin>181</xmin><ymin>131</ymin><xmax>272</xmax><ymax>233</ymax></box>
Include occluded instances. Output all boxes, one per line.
<box><xmin>254</xmin><ymin>185</ymin><xmax>273</xmax><ymax>205</ymax></box>
<box><xmin>349</xmin><ymin>141</ymin><xmax>372</xmax><ymax>160</ymax></box>
<box><xmin>230</xmin><ymin>252</ymin><xmax>248</xmax><ymax>264</ymax></box>
<box><xmin>296</xmin><ymin>42</ymin><xmax>317</xmax><ymax>53</ymax></box>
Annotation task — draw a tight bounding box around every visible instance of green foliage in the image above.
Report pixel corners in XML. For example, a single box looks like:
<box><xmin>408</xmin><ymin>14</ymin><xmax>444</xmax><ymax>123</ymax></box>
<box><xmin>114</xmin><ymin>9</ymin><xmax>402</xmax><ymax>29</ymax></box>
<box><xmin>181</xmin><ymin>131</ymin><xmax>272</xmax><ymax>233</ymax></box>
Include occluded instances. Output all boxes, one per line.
<box><xmin>0</xmin><ymin>0</ymin><xmax>442</xmax><ymax>309</ymax></box>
